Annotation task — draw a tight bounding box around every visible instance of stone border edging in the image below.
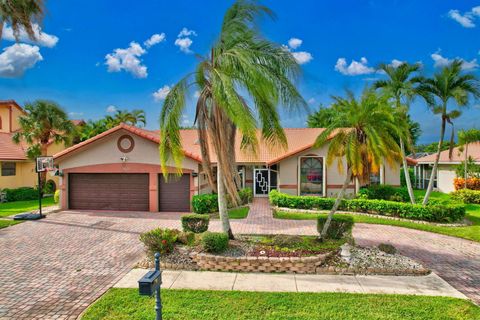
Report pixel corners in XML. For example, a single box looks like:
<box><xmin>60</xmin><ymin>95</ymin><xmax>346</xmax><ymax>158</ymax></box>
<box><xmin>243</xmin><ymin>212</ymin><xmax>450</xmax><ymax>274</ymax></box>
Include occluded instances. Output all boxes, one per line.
<box><xmin>274</xmin><ymin>206</ymin><xmax>469</xmax><ymax>227</ymax></box>
<box><xmin>190</xmin><ymin>251</ymin><xmax>332</xmax><ymax>274</ymax></box>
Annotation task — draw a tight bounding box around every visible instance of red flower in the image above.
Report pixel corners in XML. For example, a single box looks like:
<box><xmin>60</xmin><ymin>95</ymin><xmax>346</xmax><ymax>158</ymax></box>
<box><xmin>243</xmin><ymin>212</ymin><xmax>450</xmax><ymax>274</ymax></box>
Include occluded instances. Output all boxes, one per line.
<box><xmin>161</xmin><ymin>240</ymin><xmax>167</xmax><ymax>245</ymax></box>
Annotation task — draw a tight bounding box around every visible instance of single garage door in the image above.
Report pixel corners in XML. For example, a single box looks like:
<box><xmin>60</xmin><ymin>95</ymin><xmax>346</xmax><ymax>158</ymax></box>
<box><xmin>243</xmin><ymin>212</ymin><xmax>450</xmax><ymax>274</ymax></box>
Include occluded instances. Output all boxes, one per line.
<box><xmin>69</xmin><ymin>173</ymin><xmax>149</xmax><ymax>211</ymax></box>
<box><xmin>158</xmin><ymin>174</ymin><xmax>190</xmax><ymax>212</ymax></box>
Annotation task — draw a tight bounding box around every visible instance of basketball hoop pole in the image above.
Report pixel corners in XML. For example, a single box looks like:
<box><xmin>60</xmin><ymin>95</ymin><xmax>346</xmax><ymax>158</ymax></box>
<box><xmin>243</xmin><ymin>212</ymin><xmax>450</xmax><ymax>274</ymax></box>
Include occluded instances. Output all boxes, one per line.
<box><xmin>38</xmin><ymin>170</ymin><xmax>43</xmax><ymax>217</ymax></box>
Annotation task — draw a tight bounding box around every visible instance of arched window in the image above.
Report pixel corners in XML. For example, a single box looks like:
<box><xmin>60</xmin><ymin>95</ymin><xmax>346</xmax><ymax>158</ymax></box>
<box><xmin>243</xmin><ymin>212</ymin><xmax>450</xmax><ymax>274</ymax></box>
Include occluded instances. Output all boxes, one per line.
<box><xmin>300</xmin><ymin>157</ymin><xmax>324</xmax><ymax>196</ymax></box>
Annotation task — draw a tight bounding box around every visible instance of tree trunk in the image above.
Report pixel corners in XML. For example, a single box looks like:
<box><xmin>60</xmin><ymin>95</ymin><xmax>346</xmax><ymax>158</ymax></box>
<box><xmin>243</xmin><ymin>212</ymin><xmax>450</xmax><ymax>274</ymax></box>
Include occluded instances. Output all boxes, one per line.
<box><xmin>217</xmin><ymin>162</ymin><xmax>234</xmax><ymax>239</ymax></box>
<box><xmin>464</xmin><ymin>144</ymin><xmax>468</xmax><ymax>189</ymax></box>
<box><xmin>320</xmin><ymin>167</ymin><xmax>352</xmax><ymax>240</ymax></box>
<box><xmin>400</xmin><ymin>138</ymin><xmax>415</xmax><ymax>204</ymax></box>
<box><xmin>422</xmin><ymin>115</ymin><xmax>446</xmax><ymax>205</ymax></box>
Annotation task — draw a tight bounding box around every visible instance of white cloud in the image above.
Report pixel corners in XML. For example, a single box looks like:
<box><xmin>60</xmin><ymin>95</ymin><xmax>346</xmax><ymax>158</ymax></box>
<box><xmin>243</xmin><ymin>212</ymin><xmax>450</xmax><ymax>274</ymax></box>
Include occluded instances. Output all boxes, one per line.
<box><xmin>431</xmin><ymin>50</ymin><xmax>478</xmax><ymax>70</ymax></box>
<box><xmin>335</xmin><ymin>57</ymin><xmax>375</xmax><ymax>76</ymax></box>
<box><xmin>181</xmin><ymin>114</ymin><xmax>191</xmax><ymax>126</ymax></box>
<box><xmin>105</xmin><ymin>42</ymin><xmax>148</xmax><ymax>78</ymax></box>
<box><xmin>175</xmin><ymin>28</ymin><xmax>196</xmax><ymax>54</ymax></box>
<box><xmin>144</xmin><ymin>33</ymin><xmax>166</xmax><ymax>48</ymax></box>
<box><xmin>288</xmin><ymin>38</ymin><xmax>302</xmax><ymax>49</ymax></box>
<box><xmin>69</xmin><ymin>111</ymin><xmax>84</xmax><ymax>116</ymax></box>
<box><xmin>283</xmin><ymin>37</ymin><xmax>313</xmax><ymax>65</ymax></box>
<box><xmin>292</xmin><ymin>51</ymin><xmax>313</xmax><ymax>65</ymax></box>
<box><xmin>0</xmin><ymin>44</ymin><xmax>43</xmax><ymax>78</ymax></box>
<box><xmin>178</xmin><ymin>28</ymin><xmax>197</xmax><ymax>37</ymax></box>
<box><xmin>193</xmin><ymin>90</ymin><xmax>200</xmax><ymax>98</ymax></box>
<box><xmin>448</xmin><ymin>9</ymin><xmax>476</xmax><ymax>28</ymax></box>
<box><xmin>153</xmin><ymin>85</ymin><xmax>171</xmax><ymax>101</ymax></box>
<box><xmin>473</xmin><ymin>6</ymin><xmax>480</xmax><ymax>15</ymax></box>
<box><xmin>106</xmin><ymin>105</ymin><xmax>117</xmax><ymax>113</ymax></box>
<box><xmin>175</xmin><ymin>37</ymin><xmax>193</xmax><ymax>53</ymax></box>
<box><xmin>2</xmin><ymin>24</ymin><xmax>59</xmax><ymax>47</ymax></box>
<box><xmin>390</xmin><ymin>59</ymin><xmax>405</xmax><ymax>68</ymax></box>
<box><xmin>307</xmin><ymin>98</ymin><xmax>316</xmax><ymax>105</ymax></box>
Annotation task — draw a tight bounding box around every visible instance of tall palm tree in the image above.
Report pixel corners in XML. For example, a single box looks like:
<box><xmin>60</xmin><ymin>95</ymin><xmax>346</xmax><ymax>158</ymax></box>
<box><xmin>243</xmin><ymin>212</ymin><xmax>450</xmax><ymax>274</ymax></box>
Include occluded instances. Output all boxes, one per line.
<box><xmin>159</xmin><ymin>0</ymin><xmax>305</xmax><ymax>239</ymax></box>
<box><xmin>0</xmin><ymin>0</ymin><xmax>44</xmax><ymax>41</ymax></box>
<box><xmin>416</xmin><ymin>60</ymin><xmax>480</xmax><ymax>205</ymax></box>
<box><xmin>458</xmin><ymin>128</ymin><xmax>480</xmax><ymax>188</ymax></box>
<box><xmin>374</xmin><ymin>62</ymin><xmax>421</xmax><ymax>204</ymax></box>
<box><xmin>106</xmin><ymin>109</ymin><xmax>147</xmax><ymax>127</ymax></box>
<box><xmin>12</xmin><ymin>100</ymin><xmax>74</xmax><ymax>189</ymax></box>
<box><xmin>314</xmin><ymin>89</ymin><xmax>401</xmax><ymax>239</ymax></box>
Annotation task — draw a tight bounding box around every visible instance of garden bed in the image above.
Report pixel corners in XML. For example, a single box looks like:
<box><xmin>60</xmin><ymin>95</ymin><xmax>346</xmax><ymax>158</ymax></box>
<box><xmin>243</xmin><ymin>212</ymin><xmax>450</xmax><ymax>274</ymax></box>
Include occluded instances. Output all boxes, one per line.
<box><xmin>137</xmin><ymin>233</ymin><xmax>429</xmax><ymax>276</ymax></box>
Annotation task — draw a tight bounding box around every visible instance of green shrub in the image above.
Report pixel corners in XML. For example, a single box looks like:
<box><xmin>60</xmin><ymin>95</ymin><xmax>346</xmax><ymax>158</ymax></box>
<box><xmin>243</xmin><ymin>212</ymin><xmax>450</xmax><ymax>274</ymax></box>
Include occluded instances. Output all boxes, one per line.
<box><xmin>269</xmin><ymin>190</ymin><xmax>465</xmax><ymax>223</ymax></box>
<box><xmin>192</xmin><ymin>194</ymin><xmax>218</xmax><ymax>214</ymax></box>
<box><xmin>3</xmin><ymin>187</ymin><xmax>38</xmax><ymax>202</ymax></box>
<box><xmin>201</xmin><ymin>232</ymin><xmax>229</xmax><ymax>253</ymax></box>
<box><xmin>238</xmin><ymin>187</ymin><xmax>253</xmax><ymax>204</ymax></box>
<box><xmin>139</xmin><ymin>228</ymin><xmax>178</xmax><ymax>255</ymax></box>
<box><xmin>358</xmin><ymin>185</ymin><xmax>409</xmax><ymax>202</ymax></box>
<box><xmin>317</xmin><ymin>215</ymin><xmax>354</xmax><ymax>239</ymax></box>
<box><xmin>54</xmin><ymin>190</ymin><xmax>60</xmax><ymax>204</ymax></box>
<box><xmin>181</xmin><ymin>214</ymin><xmax>210</xmax><ymax>233</ymax></box>
<box><xmin>176</xmin><ymin>231</ymin><xmax>196</xmax><ymax>245</ymax></box>
<box><xmin>451</xmin><ymin>189</ymin><xmax>480</xmax><ymax>204</ymax></box>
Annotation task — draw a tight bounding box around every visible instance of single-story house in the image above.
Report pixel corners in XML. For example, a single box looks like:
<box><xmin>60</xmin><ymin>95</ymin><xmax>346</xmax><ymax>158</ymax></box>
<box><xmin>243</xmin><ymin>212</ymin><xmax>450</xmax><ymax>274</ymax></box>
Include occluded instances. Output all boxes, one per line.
<box><xmin>413</xmin><ymin>142</ymin><xmax>480</xmax><ymax>193</ymax></box>
<box><xmin>54</xmin><ymin>123</ymin><xmax>401</xmax><ymax>212</ymax></box>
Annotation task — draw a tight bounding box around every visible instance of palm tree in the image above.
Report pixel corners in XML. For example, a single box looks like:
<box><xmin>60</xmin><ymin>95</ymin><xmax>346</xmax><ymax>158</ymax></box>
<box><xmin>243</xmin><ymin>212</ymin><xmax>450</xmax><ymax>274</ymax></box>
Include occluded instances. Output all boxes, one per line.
<box><xmin>0</xmin><ymin>0</ymin><xmax>44</xmax><ymax>41</ymax></box>
<box><xmin>314</xmin><ymin>89</ymin><xmax>401</xmax><ymax>239</ymax></box>
<box><xmin>12</xmin><ymin>100</ymin><xmax>74</xmax><ymax>189</ymax></box>
<box><xmin>159</xmin><ymin>0</ymin><xmax>305</xmax><ymax>239</ymax></box>
<box><xmin>106</xmin><ymin>109</ymin><xmax>147</xmax><ymax>127</ymax></box>
<box><xmin>373</xmin><ymin>62</ymin><xmax>421</xmax><ymax>204</ymax></box>
<box><xmin>416</xmin><ymin>60</ymin><xmax>480</xmax><ymax>205</ymax></box>
<box><xmin>458</xmin><ymin>128</ymin><xmax>480</xmax><ymax>188</ymax></box>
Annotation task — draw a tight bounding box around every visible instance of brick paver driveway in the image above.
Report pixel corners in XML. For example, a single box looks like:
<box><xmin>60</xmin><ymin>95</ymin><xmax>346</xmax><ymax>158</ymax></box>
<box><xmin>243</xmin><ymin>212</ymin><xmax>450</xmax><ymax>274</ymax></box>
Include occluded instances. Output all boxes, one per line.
<box><xmin>1</xmin><ymin>198</ymin><xmax>479</xmax><ymax>319</ymax></box>
<box><xmin>0</xmin><ymin>210</ymin><xmax>182</xmax><ymax>320</ymax></box>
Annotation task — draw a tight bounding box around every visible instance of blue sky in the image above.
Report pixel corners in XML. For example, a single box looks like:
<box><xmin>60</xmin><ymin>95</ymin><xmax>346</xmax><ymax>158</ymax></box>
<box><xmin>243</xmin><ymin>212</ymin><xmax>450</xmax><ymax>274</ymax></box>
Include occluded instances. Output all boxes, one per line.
<box><xmin>0</xmin><ymin>0</ymin><xmax>479</xmax><ymax>143</ymax></box>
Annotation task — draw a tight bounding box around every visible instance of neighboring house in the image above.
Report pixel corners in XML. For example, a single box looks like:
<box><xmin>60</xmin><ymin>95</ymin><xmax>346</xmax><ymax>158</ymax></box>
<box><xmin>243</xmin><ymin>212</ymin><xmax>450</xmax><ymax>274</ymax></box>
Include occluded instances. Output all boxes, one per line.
<box><xmin>413</xmin><ymin>142</ymin><xmax>480</xmax><ymax>193</ymax></box>
<box><xmin>54</xmin><ymin>123</ymin><xmax>401</xmax><ymax>213</ymax></box>
<box><xmin>0</xmin><ymin>100</ymin><xmax>84</xmax><ymax>191</ymax></box>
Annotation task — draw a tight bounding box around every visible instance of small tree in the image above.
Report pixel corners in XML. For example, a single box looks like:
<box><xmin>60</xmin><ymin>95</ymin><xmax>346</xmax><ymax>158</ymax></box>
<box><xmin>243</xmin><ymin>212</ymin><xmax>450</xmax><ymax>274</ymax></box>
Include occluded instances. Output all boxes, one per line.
<box><xmin>457</xmin><ymin>129</ymin><xmax>480</xmax><ymax>187</ymax></box>
<box><xmin>314</xmin><ymin>89</ymin><xmax>401</xmax><ymax>240</ymax></box>
<box><xmin>12</xmin><ymin>100</ymin><xmax>74</xmax><ymax>190</ymax></box>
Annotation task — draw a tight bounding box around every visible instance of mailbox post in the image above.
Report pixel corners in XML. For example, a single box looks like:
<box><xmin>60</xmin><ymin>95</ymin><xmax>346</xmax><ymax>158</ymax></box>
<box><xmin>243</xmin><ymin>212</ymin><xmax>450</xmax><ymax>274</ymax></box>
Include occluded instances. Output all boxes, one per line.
<box><xmin>138</xmin><ymin>252</ymin><xmax>163</xmax><ymax>320</ymax></box>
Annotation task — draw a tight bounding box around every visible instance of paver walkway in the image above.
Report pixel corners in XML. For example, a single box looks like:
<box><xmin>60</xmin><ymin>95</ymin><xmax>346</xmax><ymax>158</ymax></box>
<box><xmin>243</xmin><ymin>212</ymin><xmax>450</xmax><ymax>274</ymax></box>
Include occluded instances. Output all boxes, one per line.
<box><xmin>0</xmin><ymin>198</ymin><xmax>479</xmax><ymax>319</ymax></box>
<box><xmin>114</xmin><ymin>269</ymin><xmax>466</xmax><ymax>298</ymax></box>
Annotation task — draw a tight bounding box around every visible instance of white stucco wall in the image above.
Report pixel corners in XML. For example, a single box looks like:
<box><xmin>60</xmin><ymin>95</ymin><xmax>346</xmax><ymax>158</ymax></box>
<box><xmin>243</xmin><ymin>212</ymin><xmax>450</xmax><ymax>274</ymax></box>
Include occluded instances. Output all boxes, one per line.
<box><xmin>437</xmin><ymin>165</ymin><xmax>456</xmax><ymax>193</ymax></box>
<box><xmin>57</xmin><ymin>130</ymin><xmax>198</xmax><ymax>171</ymax></box>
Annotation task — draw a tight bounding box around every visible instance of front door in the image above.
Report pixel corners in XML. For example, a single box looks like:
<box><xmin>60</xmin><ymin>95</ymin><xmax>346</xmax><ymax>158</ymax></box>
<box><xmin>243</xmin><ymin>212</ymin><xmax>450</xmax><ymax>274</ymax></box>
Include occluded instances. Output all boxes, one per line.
<box><xmin>254</xmin><ymin>169</ymin><xmax>269</xmax><ymax>197</ymax></box>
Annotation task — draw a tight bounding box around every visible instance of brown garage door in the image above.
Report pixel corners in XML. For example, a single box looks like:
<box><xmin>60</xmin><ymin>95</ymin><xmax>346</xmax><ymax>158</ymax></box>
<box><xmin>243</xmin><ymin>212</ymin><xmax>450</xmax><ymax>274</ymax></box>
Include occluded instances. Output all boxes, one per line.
<box><xmin>158</xmin><ymin>174</ymin><xmax>190</xmax><ymax>212</ymax></box>
<box><xmin>69</xmin><ymin>173</ymin><xmax>149</xmax><ymax>211</ymax></box>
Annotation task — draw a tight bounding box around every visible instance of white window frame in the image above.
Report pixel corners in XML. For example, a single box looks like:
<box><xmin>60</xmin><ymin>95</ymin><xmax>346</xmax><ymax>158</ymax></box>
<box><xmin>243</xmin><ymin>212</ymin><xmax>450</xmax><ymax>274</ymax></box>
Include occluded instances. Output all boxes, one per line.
<box><xmin>297</xmin><ymin>156</ymin><xmax>326</xmax><ymax>197</ymax></box>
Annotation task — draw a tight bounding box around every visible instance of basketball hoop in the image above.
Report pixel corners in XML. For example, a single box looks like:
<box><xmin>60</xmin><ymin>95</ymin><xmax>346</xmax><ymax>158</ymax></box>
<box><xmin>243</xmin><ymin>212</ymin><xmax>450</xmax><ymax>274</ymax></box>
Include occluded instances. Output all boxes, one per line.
<box><xmin>36</xmin><ymin>156</ymin><xmax>54</xmax><ymax>173</ymax></box>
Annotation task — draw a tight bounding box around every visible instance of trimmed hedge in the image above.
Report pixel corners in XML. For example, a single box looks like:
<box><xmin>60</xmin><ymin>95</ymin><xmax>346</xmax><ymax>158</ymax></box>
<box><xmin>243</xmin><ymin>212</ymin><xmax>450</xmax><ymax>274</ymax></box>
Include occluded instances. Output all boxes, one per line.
<box><xmin>181</xmin><ymin>214</ymin><xmax>210</xmax><ymax>233</ymax></box>
<box><xmin>317</xmin><ymin>215</ymin><xmax>354</xmax><ymax>239</ymax></box>
<box><xmin>451</xmin><ymin>189</ymin><xmax>480</xmax><ymax>204</ymax></box>
<box><xmin>201</xmin><ymin>232</ymin><xmax>229</xmax><ymax>253</ymax></box>
<box><xmin>2</xmin><ymin>187</ymin><xmax>38</xmax><ymax>202</ymax></box>
<box><xmin>358</xmin><ymin>185</ymin><xmax>409</xmax><ymax>202</ymax></box>
<box><xmin>269</xmin><ymin>190</ymin><xmax>465</xmax><ymax>223</ymax></box>
<box><xmin>191</xmin><ymin>188</ymin><xmax>253</xmax><ymax>214</ymax></box>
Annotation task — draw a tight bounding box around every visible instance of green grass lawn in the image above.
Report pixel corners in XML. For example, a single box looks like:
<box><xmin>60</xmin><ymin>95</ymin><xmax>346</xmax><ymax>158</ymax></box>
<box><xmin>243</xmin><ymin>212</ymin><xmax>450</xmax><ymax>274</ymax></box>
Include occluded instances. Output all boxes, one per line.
<box><xmin>0</xmin><ymin>197</ymin><xmax>55</xmax><ymax>218</ymax></box>
<box><xmin>274</xmin><ymin>190</ymin><xmax>480</xmax><ymax>243</ymax></box>
<box><xmin>211</xmin><ymin>206</ymin><xmax>250</xmax><ymax>220</ymax></box>
<box><xmin>0</xmin><ymin>219</ymin><xmax>21</xmax><ymax>229</ymax></box>
<box><xmin>81</xmin><ymin>288</ymin><xmax>480</xmax><ymax>320</ymax></box>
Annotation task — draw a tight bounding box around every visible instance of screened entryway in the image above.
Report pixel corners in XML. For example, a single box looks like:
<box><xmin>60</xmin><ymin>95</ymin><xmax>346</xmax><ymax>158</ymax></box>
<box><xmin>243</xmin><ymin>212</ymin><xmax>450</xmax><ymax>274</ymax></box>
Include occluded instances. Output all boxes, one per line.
<box><xmin>253</xmin><ymin>167</ymin><xmax>278</xmax><ymax>197</ymax></box>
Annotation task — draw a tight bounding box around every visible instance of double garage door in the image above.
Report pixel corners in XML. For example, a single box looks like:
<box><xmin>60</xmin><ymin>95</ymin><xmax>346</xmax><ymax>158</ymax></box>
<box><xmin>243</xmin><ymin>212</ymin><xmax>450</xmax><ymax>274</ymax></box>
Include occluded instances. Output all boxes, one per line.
<box><xmin>69</xmin><ymin>173</ymin><xmax>190</xmax><ymax>212</ymax></box>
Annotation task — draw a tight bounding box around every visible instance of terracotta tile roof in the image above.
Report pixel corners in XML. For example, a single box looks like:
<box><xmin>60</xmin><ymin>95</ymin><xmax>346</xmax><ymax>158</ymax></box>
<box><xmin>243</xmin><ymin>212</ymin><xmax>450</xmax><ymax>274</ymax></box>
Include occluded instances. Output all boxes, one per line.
<box><xmin>0</xmin><ymin>133</ymin><xmax>28</xmax><ymax>160</ymax></box>
<box><xmin>71</xmin><ymin>119</ymin><xmax>86</xmax><ymax>126</ymax></box>
<box><xmin>406</xmin><ymin>157</ymin><xmax>417</xmax><ymax>166</ymax></box>
<box><xmin>54</xmin><ymin>124</ymin><xmax>338</xmax><ymax>164</ymax></box>
<box><xmin>415</xmin><ymin>142</ymin><xmax>480</xmax><ymax>164</ymax></box>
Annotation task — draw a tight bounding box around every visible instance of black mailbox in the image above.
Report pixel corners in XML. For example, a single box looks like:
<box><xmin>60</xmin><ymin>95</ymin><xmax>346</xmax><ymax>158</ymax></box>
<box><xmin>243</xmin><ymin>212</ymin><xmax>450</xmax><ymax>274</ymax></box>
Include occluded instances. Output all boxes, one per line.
<box><xmin>138</xmin><ymin>270</ymin><xmax>162</xmax><ymax>296</ymax></box>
